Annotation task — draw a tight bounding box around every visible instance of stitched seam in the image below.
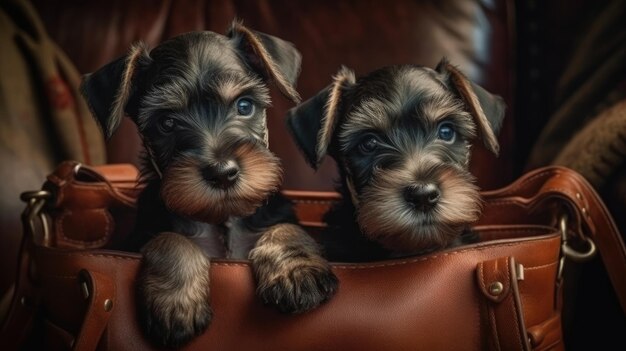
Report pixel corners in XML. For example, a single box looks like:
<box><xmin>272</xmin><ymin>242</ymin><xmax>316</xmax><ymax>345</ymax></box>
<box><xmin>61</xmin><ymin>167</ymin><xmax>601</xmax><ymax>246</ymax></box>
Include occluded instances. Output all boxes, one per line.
<box><xmin>504</xmin><ymin>258</ymin><xmax>511</xmax><ymax>296</ymax></box>
<box><xmin>67</xmin><ymin>184</ymin><xmax>112</xmax><ymax>190</ymax></box>
<box><xmin>38</xmin><ymin>251</ymin><xmax>141</xmax><ymax>261</ymax></box>
<box><xmin>330</xmin><ymin>240</ymin><xmax>555</xmax><ymax>269</ymax></box>
<box><xmin>478</xmin><ymin>228</ymin><xmax>554</xmax><ymax>235</ymax></box>
<box><xmin>490</xmin><ymin>306</ymin><xmax>501</xmax><ymax>351</ymax></box>
<box><xmin>542</xmin><ymin>185</ymin><xmax>626</xmax><ymax>264</ymax></box>
<box><xmin>478</xmin><ymin>263</ymin><xmax>488</xmax><ymax>295</ymax></box>
<box><xmin>57</xmin><ymin>209</ymin><xmax>111</xmax><ymax>246</ymax></box>
<box><xmin>485</xmin><ymin>199</ymin><xmax>529</xmax><ymax>206</ymax></box>
<box><xmin>506</xmin><ymin>259</ymin><xmax>524</xmax><ymax>351</ymax></box>
<box><xmin>35</xmin><ymin>238</ymin><xmax>559</xmax><ymax>269</ymax></box>
<box><xmin>524</xmin><ymin>262</ymin><xmax>557</xmax><ymax>270</ymax></box>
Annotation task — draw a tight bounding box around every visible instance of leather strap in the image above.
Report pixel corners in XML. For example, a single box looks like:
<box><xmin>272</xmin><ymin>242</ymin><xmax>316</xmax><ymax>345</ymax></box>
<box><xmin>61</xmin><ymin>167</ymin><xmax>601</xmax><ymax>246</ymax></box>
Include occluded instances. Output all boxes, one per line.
<box><xmin>477</xmin><ymin>257</ymin><xmax>531</xmax><ymax>351</ymax></box>
<box><xmin>479</xmin><ymin>166</ymin><xmax>626</xmax><ymax>314</ymax></box>
<box><xmin>526</xmin><ymin>167</ymin><xmax>626</xmax><ymax>313</ymax></box>
<box><xmin>526</xmin><ymin>313</ymin><xmax>562</xmax><ymax>349</ymax></box>
<box><xmin>43</xmin><ymin>161</ymin><xmax>137</xmax><ymax>249</ymax></box>
<box><xmin>0</xmin><ymin>238</ymin><xmax>39</xmax><ymax>350</ymax></box>
<box><xmin>543</xmin><ymin>167</ymin><xmax>626</xmax><ymax>313</ymax></box>
<box><xmin>72</xmin><ymin>269</ymin><xmax>116</xmax><ymax>351</ymax></box>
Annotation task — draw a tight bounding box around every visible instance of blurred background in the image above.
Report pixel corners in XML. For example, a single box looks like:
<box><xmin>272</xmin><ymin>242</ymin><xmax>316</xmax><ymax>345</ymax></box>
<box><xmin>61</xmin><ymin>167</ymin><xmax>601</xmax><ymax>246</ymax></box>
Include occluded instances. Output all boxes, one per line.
<box><xmin>1</xmin><ymin>0</ymin><xmax>624</xmax><ymax>349</ymax></box>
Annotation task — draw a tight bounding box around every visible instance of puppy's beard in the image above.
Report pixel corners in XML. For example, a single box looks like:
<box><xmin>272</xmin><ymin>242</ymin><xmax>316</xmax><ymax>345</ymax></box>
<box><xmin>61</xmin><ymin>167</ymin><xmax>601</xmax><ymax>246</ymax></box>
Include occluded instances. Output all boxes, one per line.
<box><xmin>160</xmin><ymin>143</ymin><xmax>282</xmax><ymax>223</ymax></box>
<box><xmin>356</xmin><ymin>164</ymin><xmax>481</xmax><ymax>253</ymax></box>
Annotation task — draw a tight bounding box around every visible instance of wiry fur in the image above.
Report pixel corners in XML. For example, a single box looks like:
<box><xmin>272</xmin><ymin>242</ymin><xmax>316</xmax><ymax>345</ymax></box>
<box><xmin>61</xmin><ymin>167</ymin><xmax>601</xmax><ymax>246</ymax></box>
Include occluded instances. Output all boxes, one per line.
<box><xmin>108</xmin><ymin>43</ymin><xmax>149</xmax><ymax>139</ymax></box>
<box><xmin>287</xmin><ymin>60</ymin><xmax>505</xmax><ymax>261</ymax></box>
<box><xmin>357</xmin><ymin>163</ymin><xmax>481</xmax><ymax>253</ymax></box>
<box><xmin>249</xmin><ymin>223</ymin><xmax>338</xmax><ymax>313</ymax></box>
<box><xmin>81</xmin><ymin>22</ymin><xmax>336</xmax><ymax>348</ymax></box>
<box><xmin>228</xmin><ymin>20</ymin><xmax>301</xmax><ymax>103</ymax></box>
<box><xmin>316</xmin><ymin>66</ymin><xmax>355</xmax><ymax>166</ymax></box>
<box><xmin>160</xmin><ymin>141</ymin><xmax>282</xmax><ymax>223</ymax></box>
<box><xmin>137</xmin><ymin>232</ymin><xmax>212</xmax><ymax>348</ymax></box>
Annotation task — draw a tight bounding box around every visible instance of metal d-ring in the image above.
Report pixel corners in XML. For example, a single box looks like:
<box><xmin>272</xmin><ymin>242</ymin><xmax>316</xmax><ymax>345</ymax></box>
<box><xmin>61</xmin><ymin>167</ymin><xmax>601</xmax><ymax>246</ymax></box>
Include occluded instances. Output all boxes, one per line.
<box><xmin>73</xmin><ymin>162</ymin><xmax>83</xmax><ymax>175</ymax></box>
<box><xmin>20</xmin><ymin>190</ymin><xmax>52</xmax><ymax>245</ymax></box>
<box><xmin>559</xmin><ymin>214</ymin><xmax>597</xmax><ymax>262</ymax></box>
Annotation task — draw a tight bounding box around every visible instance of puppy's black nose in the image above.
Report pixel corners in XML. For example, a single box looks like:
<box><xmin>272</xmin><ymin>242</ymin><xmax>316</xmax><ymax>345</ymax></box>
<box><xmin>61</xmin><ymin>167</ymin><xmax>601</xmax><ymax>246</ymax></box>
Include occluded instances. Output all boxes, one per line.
<box><xmin>404</xmin><ymin>184</ymin><xmax>441</xmax><ymax>211</ymax></box>
<box><xmin>203</xmin><ymin>160</ymin><xmax>240</xmax><ymax>189</ymax></box>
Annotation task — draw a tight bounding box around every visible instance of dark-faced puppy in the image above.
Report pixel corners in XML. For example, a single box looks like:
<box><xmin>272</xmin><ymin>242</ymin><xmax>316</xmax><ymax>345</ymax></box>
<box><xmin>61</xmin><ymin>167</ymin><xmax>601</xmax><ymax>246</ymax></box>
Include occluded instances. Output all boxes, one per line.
<box><xmin>81</xmin><ymin>22</ymin><xmax>337</xmax><ymax>348</ymax></box>
<box><xmin>287</xmin><ymin>59</ymin><xmax>505</xmax><ymax>262</ymax></box>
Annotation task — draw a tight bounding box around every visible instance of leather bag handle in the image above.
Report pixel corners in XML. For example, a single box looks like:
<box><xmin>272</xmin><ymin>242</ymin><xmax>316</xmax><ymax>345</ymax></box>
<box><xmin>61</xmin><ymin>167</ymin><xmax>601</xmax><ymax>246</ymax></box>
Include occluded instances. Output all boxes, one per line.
<box><xmin>482</xmin><ymin>166</ymin><xmax>626</xmax><ymax>313</ymax></box>
<box><xmin>72</xmin><ymin>269</ymin><xmax>116</xmax><ymax>351</ymax></box>
<box><xmin>477</xmin><ymin>256</ymin><xmax>531</xmax><ymax>351</ymax></box>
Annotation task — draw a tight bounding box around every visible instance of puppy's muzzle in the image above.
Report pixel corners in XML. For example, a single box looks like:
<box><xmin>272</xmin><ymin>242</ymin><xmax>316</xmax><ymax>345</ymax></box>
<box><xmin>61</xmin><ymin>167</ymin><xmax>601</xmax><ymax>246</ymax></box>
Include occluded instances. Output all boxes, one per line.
<box><xmin>202</xmin><ymin>160</ymin><xmax>240</xmax><ymax>189</ymax></box>
<box><xmin>403</xmin><ymin>183</ymin><xmax>441</xmax><ymax>212</ymax></box>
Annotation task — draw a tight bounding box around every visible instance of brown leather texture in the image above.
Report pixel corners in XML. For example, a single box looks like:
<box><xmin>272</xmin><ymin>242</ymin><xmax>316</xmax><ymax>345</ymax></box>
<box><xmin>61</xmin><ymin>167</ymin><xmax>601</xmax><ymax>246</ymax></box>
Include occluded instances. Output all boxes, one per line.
<box><xmin>72</xmin><ymin>270</ymin><xmax>115</xmax><ymax>351</ymax></box>
<box><xmin>5</xmin><ymin>163</ymin><xmax>625</xmax><ymax>351</ymax></box>
<box><xmin>477</xmin><ymin>257</ymin><xmax>532</xmax><ymax>351</ymax></box>
<box><xmin>42</xmin><ymin>161</ymin><xmax>138</xmax><ymax>249</ymax></box>
<box><xmin>30</xmin><ymin>230</ymin><xmax>560</xmax><ymax>351</ymax></box>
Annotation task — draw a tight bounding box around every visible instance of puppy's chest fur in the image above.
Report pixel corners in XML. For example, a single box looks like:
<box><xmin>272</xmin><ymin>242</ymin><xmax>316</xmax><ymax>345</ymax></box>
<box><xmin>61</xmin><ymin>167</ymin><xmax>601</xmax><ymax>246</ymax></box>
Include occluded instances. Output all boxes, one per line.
<box><xmin>129</xmin><ymin>182</ymin><xmax>260</xmax><ymax>259</ymax></box>
<box><xmin>130</xmin><ymin>180</ymin><xmax>297</xmax><ymax>259</ymax></box>
<box><xmin>171</xmin><ymin>217</ymin><xmax>260</xmax><ymax>259</ymax></box>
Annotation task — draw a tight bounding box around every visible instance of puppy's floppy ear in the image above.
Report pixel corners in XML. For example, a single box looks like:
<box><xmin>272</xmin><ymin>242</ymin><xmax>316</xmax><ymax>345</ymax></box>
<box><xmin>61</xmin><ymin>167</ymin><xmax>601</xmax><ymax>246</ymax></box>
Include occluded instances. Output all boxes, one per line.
<box><xmin>228</xmin><ymin>20</ymin><xmax>302</xmax><ymax>103</ymax></box>
<box><xmin>80</xmin><ymin>43</ymin><xmax>151</xmax><ymax>139</ymax></box>
<box><xmin>436</xmin><ymin>58</ymin><xmax>505</xmax><ymax>155</ymax></box>
<box><xmin>286</xmin><ymin>66</ymin><xmax>355</xmax><ymax>169</ymax></box>
<box><xmin>286</xmin><ymin>86</ymin><xmax>331</xmax><ymax>168</ymax></box>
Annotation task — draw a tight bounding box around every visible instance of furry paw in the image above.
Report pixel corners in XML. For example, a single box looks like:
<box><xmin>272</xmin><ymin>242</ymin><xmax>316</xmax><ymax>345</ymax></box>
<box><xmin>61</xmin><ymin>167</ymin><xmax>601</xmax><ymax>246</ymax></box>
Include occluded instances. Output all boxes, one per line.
<box><xmin>137</xmin><ymin>232</ymin><xmax>212</xmax><ymax>348</ymax></box>
<box><xmin>259</xmin><ymin>262</ymin><xmax>338</xmax><ymax>314</ymax></box>
<box><xmin>251</xmin><ymin>223</ymin><xmax>338</xmax><ymax>314</ymax></box>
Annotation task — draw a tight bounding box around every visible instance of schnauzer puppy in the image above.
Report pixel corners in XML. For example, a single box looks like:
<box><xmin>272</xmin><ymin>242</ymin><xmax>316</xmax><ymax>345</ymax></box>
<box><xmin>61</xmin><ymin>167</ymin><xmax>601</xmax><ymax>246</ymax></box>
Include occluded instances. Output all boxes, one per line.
<box><xmin>81</xmin><ymin>22</ymin><xmax>337</xmax><ymax>348</ymax></box>
<box><xmin>287</xmin><ymin>59</ymin><xmax>505</xmax><ymax>262</ymax></box>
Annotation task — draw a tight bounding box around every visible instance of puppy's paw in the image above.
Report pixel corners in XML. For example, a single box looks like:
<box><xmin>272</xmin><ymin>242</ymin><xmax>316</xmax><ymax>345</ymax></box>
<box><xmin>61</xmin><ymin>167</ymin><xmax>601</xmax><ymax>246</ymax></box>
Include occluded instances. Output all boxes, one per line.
<box><xmin>257</xmin><ymin>260</ymin><xmax>338</xmax><ymax>314</ymax></box>
<box><xmin>250</xmin><ymin>224</ymin><xmax>338</xmax><ymax>314</ymax></box>
<box><xmin>137</xmin><ymin>232</ymin><xmax>212</xmax><ymax>348</ymax></box>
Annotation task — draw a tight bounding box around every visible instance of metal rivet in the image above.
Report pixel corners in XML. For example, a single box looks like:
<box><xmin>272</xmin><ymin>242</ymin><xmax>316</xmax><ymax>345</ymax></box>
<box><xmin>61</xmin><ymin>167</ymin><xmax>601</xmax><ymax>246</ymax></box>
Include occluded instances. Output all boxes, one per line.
<box><xmin>582</xmin><ymin>207</ymin><xmax>588</xmax><ymax>216</ymax></box>
<box><xmin>81</xmin><ymin>282</ymin><xmax>90</xmax><ymax>300</ymax></box>
<box><xmin>576</xmin><ymin>193</ymin><xmax>582</xmax><ymax>200</ymax></box>
<box><xmin>104</xmin><ymin>299</ymin><xmax>113</xmax><ymax>312</ymax></box>
<box><xmin>489</xmin><ymin>282</ymin><xmax>504</xmax><ymax>296</ymax></box>
<box><xmin>516</xmin><ymin>263</ymin><xmax>525</xmax><ymax>281</ymax></box>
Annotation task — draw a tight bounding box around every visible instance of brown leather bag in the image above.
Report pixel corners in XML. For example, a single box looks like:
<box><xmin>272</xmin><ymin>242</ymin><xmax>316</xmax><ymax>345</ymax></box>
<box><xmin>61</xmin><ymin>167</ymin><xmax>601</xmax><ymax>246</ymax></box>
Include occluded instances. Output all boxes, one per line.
<box><xmin>1</xmin><ymin>161</ymin><xmax>625</xmax><ymax>351</ymax></box>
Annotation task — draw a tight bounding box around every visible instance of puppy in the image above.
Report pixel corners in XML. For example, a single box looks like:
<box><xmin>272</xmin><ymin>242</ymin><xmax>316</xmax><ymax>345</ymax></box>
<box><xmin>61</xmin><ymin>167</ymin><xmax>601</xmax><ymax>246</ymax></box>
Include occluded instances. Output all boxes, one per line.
<box><xmin>287</xmin><ymin>59</ymin><xmax>505</xmax><ymax>262</ymax></box>
<box><xmin>81</xmin><ymin>21</ymin><xmax>337</xmax><ymax>348</ymax></box>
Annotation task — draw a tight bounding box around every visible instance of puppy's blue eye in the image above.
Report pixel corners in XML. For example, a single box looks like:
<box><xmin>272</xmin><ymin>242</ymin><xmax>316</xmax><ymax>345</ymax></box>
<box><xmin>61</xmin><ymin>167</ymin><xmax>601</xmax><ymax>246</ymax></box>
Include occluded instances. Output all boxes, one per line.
<box><xmin>236</xmin><ymin>98</ymin><xmax>254</xmax><ymax>116</ymax></box>
<box><xmin>359</xmin><ymin>135</ymin><xmax>378</xmax><ymax>153</ymax></box>
<box><xmin>437</xmin><ymin>123</ymin><xmax>455</xmax><ymax>142</ymax></box>
<box><xmin>158</xmin><ymin>117</ymin><xmax>176</xmax><ymax>133</ymax></box>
